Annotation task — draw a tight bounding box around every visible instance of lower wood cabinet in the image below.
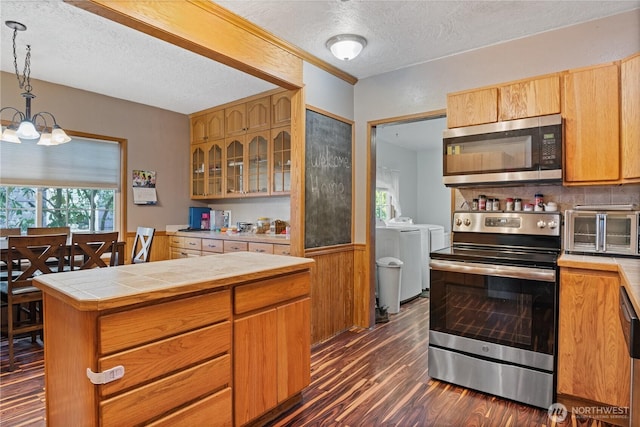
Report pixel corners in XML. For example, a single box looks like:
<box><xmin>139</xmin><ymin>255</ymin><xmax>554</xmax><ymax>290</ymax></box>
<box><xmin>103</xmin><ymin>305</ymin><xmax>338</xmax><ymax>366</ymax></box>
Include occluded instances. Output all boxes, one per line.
<box><xmin>43</xmin><ymin>290</ymin><xmax>232</xmax><ymax>426</ymax></box>
<box><xmin>557</xmin><ymin>268</ymin><xmax>630</xmax><ymax>416</ymax></box>
<box><xmin>170</xmin><ymin>234</ymin><xmax>290</xmax><ymax>258</ymax></box>
<box><xmin>233</xmin><ymin>272</ymin><xmax>311</xmax><ymax>426</ymax></box>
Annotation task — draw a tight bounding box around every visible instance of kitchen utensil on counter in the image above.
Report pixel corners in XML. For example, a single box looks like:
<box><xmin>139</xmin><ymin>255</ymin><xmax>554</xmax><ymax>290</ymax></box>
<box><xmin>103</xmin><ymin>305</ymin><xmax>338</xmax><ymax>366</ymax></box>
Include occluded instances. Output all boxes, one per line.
<box><xmin>256</xmin><ymin>217</ymin><xmax>270</xmax><ymax>234</ymax></box>
<box><xmin>271</xmin><ymin>220</ymin><xmax>287</xmax><ymax>234</ymax></box>
<box><xmin>543</xmin><ymin>202</ymin><xmax>558</xmax><ymax>211</ymax></box>
<box><xmin>236</xmin><ymin>222</ymin><xmax>253</xmax><ymax>233</ymax></box>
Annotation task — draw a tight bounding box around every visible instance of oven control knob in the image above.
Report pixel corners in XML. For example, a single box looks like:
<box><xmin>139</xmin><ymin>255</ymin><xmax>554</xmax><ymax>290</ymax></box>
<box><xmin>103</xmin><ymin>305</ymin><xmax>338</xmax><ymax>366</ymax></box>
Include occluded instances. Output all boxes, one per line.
<box><xmin>455</xmin><ymin>218</ymin><xmax>462</xmax><ymax>226</ymax></box>
<box><xmin>537</xmin><ymin>220</ymin><xmax>547</xmax><ymax>228</ymax></box>
<box><xmin>548</xmin><ymin>220</ymin><xmax>558</xmax><ymax>229</ymax></box>
<box><xmin>463</xmin><ymin>218</ymin><xmax>471</xmax><ymax>226</ymax></box>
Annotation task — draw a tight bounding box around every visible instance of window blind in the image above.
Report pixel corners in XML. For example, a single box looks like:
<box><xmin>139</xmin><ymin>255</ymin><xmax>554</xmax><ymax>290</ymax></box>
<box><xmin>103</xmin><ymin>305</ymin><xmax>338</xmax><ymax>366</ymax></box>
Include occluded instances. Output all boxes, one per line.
<box><xmin>0</xmin><ymin>137</ymin><xmax>120</xmax><ymax>188</ymax></box>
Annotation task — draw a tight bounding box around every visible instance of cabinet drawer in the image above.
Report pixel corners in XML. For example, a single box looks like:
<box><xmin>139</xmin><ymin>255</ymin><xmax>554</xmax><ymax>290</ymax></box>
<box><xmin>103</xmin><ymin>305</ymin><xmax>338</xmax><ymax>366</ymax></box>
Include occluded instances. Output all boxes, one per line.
<box><xmin>202</xmin><ymin>238</ymin><xmax>224</xmax><ymax>253</ymax></box>
<box><xmin>183</xmin><ymin>237</ymin><xmax>202</xmax><ymax>251</ymax></box>
<box><xmin>99</xmin><ymin>290</ymin><xmax>230</xmax><ymax>354</ymax></box>
<box><xmin>171</xmin><ymin>248</ymin><xmax>201</xmax><ymax>259</ymax></box>
<box><xmin>98</xmin><ymin>321</ymin><xmax>231</xmax><ymax>397</ymax></box>
<box><xmin>100</xmin><ymin>355</ymin><xmax>231</xmax><ymax>427</ymax></box>
<box><xmin>147</xmin><ymin>387</ymin><xmax>232</xmax><ymax>427</ymax></box>
<box><xmin>224</xmin><ymin>240</ymin><xmax>248</xmax><ymax>252</ymax></box>
<box><xmin>273</xmin><ymin>244</ymin><xmax>291</xmax><ymax>256</ymax></box>
<box><xmin>235</xmin><ymin>271</ymin><xmax>310</xmax><ymax>314</ymax></box>
<box><xmin>248</xmin><ymin>242</ymin><xmax>273</xmax><ymax>254</ymax></box>
<box><xmin>169</xmin><ymin>235</ymin><xmax>183</xmax><ymax>247</ymax></box>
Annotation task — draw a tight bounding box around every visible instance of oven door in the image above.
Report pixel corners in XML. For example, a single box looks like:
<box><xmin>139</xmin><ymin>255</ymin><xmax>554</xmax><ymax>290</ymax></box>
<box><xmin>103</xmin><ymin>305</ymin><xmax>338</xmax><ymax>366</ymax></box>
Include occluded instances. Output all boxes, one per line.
<box><xmin>429</xmin><ymin>259</ymin><xmax>557</xmax><ymax>372</ymax></box>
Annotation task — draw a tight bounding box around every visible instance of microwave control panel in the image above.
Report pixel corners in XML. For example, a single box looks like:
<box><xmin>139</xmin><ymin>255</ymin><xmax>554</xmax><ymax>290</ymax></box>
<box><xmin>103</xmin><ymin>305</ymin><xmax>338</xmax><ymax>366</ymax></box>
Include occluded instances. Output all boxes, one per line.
<box><xmin>540</xmin><ymin>132</ymin><xmax>559</xmax><ymax>165</ymax></box>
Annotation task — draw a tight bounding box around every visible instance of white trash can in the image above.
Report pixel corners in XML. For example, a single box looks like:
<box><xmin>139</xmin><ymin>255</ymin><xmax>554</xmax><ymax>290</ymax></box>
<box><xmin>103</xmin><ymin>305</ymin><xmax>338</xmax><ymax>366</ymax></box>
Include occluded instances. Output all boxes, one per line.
<box><xmin>376</xmin><ymin>257</ymin><xmax>403</xmax><ymax>314</ymax></box>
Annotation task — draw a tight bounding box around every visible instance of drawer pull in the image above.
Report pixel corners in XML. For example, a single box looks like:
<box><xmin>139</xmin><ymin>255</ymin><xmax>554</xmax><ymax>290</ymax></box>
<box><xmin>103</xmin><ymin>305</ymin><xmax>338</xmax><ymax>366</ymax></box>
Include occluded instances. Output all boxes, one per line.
<box><xmin>87</xmin><ymin>365</ymin><xmax>125</xmax><ymax>385</ymax></box>
<box><xmin>255</xmin><ymin>249</ymin><xmax>265</xmax><ymax>253</ymax></box>
<box><xmin>188</xmin><ymin>242</ymin><xmax>197</xmax><ymax>246</ymax></box>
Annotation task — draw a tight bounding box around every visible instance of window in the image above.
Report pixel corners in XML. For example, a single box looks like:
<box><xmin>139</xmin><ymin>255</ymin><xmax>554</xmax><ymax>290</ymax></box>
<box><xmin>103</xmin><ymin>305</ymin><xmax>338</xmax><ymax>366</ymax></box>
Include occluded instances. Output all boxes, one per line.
<box><xmin>375</xmin><ymin>188</ymin><xmax>392</xmax><ymax>220</ymax></box>
<box><xmin>0</xmin><ymin>133</ymin><xmax>124</xmax><ymax>234</ymax></box>
<box><xmin>0</xmin><ymin>186</ymin><xmax>115</xmax><ymax>233</ymax></box>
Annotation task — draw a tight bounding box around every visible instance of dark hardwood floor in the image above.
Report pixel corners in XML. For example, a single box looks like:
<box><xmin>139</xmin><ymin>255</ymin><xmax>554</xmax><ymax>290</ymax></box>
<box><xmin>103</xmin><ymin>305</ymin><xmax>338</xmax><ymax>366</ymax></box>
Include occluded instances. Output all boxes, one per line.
<box><xmin>1</xmin><ymin>297</ymin><xmax>613</xmax><ymax>426</ymax></box>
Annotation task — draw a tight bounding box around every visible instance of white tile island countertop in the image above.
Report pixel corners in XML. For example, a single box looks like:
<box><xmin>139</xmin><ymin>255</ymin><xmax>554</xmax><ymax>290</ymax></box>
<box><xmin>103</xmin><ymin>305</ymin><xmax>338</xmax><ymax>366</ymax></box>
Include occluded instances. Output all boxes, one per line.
<box><xmin>33</xmin><ymin>251</ymin><xmax>314</xmax><ymax>311</ymax></box>
<box><xmin>558</xmin><ymin>254</ymin><xmax>640</xmax><ymax>314</ymax></box>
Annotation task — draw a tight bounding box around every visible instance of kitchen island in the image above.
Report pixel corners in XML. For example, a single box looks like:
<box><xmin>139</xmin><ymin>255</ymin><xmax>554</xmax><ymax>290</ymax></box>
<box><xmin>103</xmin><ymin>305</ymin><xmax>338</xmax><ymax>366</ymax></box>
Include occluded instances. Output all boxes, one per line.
<box><xmin>34</xmin><ymin>252</ymin><xmax>314</xmax><ymax>427</ymax></box>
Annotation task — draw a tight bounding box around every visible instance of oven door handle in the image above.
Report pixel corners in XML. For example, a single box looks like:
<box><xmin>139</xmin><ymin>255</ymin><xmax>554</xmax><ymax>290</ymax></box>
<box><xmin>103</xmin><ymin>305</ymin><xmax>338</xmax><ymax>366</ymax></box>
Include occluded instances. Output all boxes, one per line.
<box><xmin>430</xmin><ymin>259</ymin><xmax>556</xmax><ymax>282</ymax></box>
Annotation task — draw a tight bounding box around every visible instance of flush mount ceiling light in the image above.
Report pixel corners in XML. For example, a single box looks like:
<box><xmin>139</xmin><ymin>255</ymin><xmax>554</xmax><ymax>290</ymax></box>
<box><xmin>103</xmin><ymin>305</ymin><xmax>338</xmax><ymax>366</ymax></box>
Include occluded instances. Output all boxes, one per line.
<box><xmin>0</xmin><ymin>20</ymin><xmax>71</xmax><ymax>145</ymax></box>
<box><xmin>326</xmin><ymin>34</ymin><xmax>367</xmax><ymax>61</ymax></box>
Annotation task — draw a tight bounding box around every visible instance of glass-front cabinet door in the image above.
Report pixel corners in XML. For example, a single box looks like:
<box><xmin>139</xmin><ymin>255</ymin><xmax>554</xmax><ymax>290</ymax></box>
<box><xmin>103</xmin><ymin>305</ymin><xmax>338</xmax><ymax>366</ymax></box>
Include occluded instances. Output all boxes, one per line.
<box><xmin>271</xmin><ymin>127</ymin><xmax>291</xmax><ymax>194</ymax></box>
<box><xmin>207</xmin><ymin>141</ymin><xmax>223</xmax><ymax>197</ymax></box>
<box><xmin>191</xmin><ymin>144</ymin><xmax>206</xmax><ymax>197</ymax></box>
<box><xmin>247</xmin><ymin>131</ymin><xmax>269</xmax><ymax>195</ymax></box>
<box><xmin>226</xmin><ymin>137</ymin><xmax>245</xmax><ymax>196</ymax></box>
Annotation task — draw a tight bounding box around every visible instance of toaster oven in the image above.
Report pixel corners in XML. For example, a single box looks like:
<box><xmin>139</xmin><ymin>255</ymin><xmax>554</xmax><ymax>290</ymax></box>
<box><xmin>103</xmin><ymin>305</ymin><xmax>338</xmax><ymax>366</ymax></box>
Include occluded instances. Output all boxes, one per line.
<box><xmin>565</xmin><ymin>209</ymin><xmax>639</xmax><ymax>257</ymax></box>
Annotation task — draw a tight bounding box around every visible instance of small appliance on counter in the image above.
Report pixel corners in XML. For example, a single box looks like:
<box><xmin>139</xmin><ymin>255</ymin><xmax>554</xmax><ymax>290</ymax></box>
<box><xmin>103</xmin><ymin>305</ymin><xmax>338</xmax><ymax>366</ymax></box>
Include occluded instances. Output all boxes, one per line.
<box><xmin>565</xmin><ymin>205</ymin><xmax>639</xmax><ymax>257</ymax></box>
<box><xmin>187</xmin><ymin>206</ymin><xmax>211</xmax><ymax>231</ymax></box>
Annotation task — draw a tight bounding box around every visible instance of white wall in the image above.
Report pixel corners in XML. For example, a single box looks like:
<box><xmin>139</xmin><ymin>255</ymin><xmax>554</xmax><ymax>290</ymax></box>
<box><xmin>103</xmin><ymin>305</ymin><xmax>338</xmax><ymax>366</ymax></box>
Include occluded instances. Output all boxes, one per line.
<box><xmin>354</xmin><ymin>10</ymin><xmax>640</xmax><ymax>242</ymax></box>
<box><xmin>376</xmin><ymin>142</ymin><xmax>417</xmax><ymax>218</ymax></box>
<box><xmin>303</xmin><ymin>62</ymin><xmax>354</xmax><ymax>120</ymax></box>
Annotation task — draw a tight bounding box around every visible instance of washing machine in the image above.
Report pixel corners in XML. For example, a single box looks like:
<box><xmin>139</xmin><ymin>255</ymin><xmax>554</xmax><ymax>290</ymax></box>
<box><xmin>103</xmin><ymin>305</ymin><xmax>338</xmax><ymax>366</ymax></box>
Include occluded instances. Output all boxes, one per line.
<box><xmin>386</xmin><ymin>219</ymin><xmax>446</xmax><ymax>290</ymax></box>
<box><xmin>375</xmin><ymin>226</ymin><xmax>422</xmax><ymax>302</ymax></box>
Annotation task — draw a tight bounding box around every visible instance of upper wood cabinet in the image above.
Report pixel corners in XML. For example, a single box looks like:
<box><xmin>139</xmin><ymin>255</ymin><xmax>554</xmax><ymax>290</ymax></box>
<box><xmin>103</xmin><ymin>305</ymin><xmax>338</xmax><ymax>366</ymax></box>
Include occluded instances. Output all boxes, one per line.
<box><xmin>271</xmin><ymin>126</ymin><xmax>291</xmax><ymax>194</ymax></box>
<box><xmin>621</xmin><ymin>53</ymin><xmax>640</xmax><ymax>181</ymax></box>
<box><xmin>225</xmin><ymin>104</ymin><xmax>246</xmax><ymax>136</ymax></box>
<box><xmin>191</xmin><ymin>141</ymin><xmax>224</xmax><ymax>199</ymax></box>
<box><xmin>447</xmin><ymin>75</ymin><xmax>561</xmax><ymax>128</ymax></box>
<box><xmin>498</xmin><ymin>75</ymin><xmax>560</xmax><ymax>121</ymax></box>
<box><xmin>557</xmin><ymin>268</ymin><xmax>630</xmax><ymax>412</ymax></box>
<box><xmin>225</xmin><ymin>96</ymin><xmax>270</xmax><ymax>136</ymax></box>
<box><xmin>190</xmin><ymin>89</ymin><xmax>291</xmax><ymax>199</ymax></box>
<box><xmin>191</xmin><ymin>110</ymin><xmax>224</xmax><ymax>144</ymax></box>
<box><xmin>271</xmin><ymin>91</ymin><xmax>292</xmax><ymax>127</ymax></box>
<box><xmin>447</xmin><ymin>87</ymin><xmax>497</xmax><ymax>128</ymax></box>
<box><xmin>247</xmin><ymin>130</ymin><xmax>270</xmax><ymax>195</ymax></box>
<box><xmin>563</xmin><ymin>63</ymin><xmax>620</xmax><ymax>184</ymax></box>
<box><xmin>246</xmin><ymin>96</ymin><xmax>271</xmax><ymax>133</ymax></box>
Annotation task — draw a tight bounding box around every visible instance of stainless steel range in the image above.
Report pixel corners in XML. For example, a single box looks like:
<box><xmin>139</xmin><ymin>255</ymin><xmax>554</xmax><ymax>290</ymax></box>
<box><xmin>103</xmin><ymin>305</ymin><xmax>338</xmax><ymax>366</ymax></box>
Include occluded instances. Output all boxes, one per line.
<box><xmin>428</xmin><ymin>211</ymin><xmax>562</xmax><ymax>409</ymax></box>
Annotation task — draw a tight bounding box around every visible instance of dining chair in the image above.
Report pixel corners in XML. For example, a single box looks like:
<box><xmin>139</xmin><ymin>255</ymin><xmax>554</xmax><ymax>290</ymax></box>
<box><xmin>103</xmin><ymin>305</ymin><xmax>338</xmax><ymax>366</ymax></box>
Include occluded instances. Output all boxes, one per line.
<box><xmin>1</xmin><ymin>228</ymin><xmax>22</xmax><ymax>274</ymax></box>
<box><xmin>131</xmin><ymin>227</ymin><xmax>155</xmax><ymax>264</ymax></box>
<box><xmin>70</xmin><ymin>232</ymin><xmax>119</xmax><ymax>270</ymax></box>
<box><xmin>0</xmin><ymin>228</ymin><xmax>21</xmax><ymax>237</ymax></box>
<box><xmin>0</xmin><ymin>234</ymin><xmax>67</xmax><ymax>371</ymax></box>
<box><xmin>27</xmin><ymin>226</ymin><xmax>71</xmax><ymax>238</ymax></box>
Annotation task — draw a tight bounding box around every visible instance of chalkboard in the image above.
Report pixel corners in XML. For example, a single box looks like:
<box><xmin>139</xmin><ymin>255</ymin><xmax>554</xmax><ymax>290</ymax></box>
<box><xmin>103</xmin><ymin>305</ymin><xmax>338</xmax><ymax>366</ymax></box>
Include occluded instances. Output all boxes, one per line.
<box><xmin>305</xmin><ymin>109</ymin><xmax>353</xmax><ymax>249</ymax></box>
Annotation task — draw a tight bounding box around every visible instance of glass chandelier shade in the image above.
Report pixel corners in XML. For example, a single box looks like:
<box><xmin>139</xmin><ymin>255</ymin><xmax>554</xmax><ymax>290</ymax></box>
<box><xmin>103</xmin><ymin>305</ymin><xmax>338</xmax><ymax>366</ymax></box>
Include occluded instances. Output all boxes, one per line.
<box><xmin>1</xmin><ymin>20</ymin><xmax>71</xmax><ymax>145</ymax></box>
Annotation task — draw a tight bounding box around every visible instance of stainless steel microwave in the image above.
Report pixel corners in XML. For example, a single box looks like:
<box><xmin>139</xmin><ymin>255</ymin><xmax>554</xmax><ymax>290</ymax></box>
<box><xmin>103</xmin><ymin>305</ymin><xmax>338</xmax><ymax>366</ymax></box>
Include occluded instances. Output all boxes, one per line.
<box><xmin>565</xmin><ymin>209</ymin><xmax>639</xmax><ymax>257</ymax></box>
<box><xmin>442</xmin><ymin>114</ymin><xmax>562</xmax><ymax>187</ymax></box>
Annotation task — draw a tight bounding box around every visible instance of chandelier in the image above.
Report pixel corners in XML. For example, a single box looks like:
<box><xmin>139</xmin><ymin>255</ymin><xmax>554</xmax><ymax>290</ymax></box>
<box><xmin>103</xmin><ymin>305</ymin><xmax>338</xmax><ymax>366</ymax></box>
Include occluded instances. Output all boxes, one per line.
<box><xmin>1</xmin><ymin>20</ymin><xmax>71</xmax><ymax>146</ymax></box>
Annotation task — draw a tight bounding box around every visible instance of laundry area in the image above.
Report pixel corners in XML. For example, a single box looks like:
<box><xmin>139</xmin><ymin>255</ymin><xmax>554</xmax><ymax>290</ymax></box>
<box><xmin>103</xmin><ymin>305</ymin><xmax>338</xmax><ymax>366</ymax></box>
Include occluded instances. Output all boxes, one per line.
<box><xmin>375</xmin><ymin>217</ymin><xmax>445</xmax><ymax>316</ymax></box>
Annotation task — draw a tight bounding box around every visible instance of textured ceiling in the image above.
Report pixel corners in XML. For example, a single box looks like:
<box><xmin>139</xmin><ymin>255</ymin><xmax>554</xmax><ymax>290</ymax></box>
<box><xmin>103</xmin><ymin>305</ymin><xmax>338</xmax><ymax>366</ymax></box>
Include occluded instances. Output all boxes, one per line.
<box><xmin>1</xmin><ymin>0</ymin><xmax>638</xmax><ymax>119</ymax></box>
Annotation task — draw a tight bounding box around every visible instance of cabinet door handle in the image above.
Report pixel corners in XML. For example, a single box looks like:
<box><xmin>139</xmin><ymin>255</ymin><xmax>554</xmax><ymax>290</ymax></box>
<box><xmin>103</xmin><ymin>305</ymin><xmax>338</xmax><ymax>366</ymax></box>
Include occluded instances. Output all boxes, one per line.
<box><xmin>188</xmin><ymin>242</ymin><xmax>197</xmax><ymax>246</ymax></box>
<box><xmin>87</xmin><ymin>366</ymin><xmax>125</xmax><ymax>385</ymax></box>
<box><xmin>254</xmin><ymin>249</ymin><xmax>265</xmax><ymax>253</ymax></box>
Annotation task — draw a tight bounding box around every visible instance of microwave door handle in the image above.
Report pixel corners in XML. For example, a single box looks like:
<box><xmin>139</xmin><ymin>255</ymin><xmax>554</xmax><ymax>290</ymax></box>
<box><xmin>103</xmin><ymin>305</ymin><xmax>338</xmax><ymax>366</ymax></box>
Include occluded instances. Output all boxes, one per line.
<box><xmin>601</xmin><ymin>215</ymin><xmax>607</xmax><ymax>252</ymax></box>
<box><xmin>596</xmin><ymin>214</ymin><xmax>605</xmax><ymax>252</ymax></box>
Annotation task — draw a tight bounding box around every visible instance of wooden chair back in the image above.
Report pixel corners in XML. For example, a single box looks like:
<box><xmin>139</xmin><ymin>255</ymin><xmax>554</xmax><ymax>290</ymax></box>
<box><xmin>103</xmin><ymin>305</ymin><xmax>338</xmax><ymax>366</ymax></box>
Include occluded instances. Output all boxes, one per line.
<box><xmin>0</xmin><ymin>228</ymin><xmax>21</xmax><ymax>237</ymax></box>
<box><xmin>27</xmin><ymin>226</ymin><xmax>71</xmax><ymax>238</ymax></box>
<box><xmin>71</xmin><ymin>232</ymin><xmax>119</xmax><ymax>269</ymax></box>
<box><xmin>6</xmin><ymin>234</ymin><xmax>68</xmax><ymax>282</ymax></box>
<box><xmin>131</xmin><ymin>227</ymin><xmax>155</xmax><ymax>264</ymax></box>
<box><xmin>2</xmin><ymin>234</ymin><xmax>67</xmax><ymax>370</ymax></box>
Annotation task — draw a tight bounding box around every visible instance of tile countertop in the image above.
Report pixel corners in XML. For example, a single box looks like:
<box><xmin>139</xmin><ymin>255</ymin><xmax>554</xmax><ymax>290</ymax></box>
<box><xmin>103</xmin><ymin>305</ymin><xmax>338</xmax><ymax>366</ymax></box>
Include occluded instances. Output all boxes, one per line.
<box><xmin>558</xmin><ymin>253</ymin><xmax>640</xmax><ymax>314</ymax></box>
<box><xmin>33</xmin><ymin>252</ymin><xmax>314</xmax><ymax>312</ymax></box>
<box><xmin>170</xmin><ymin>230</ymin><xmax>290</xmax><ymax>244</ymax></box>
